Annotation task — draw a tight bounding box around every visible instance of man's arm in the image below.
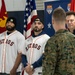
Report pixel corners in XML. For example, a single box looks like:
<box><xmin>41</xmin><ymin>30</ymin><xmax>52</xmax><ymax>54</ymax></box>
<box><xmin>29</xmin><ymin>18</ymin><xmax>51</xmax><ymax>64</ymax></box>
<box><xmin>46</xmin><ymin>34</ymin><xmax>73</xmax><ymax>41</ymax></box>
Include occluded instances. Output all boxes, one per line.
<box><xmin>42</xmin><ymin>40</ymin><xmax>57</xmax><ymax>75</ymax></box>
<box><xmin>22</xmin><ymin>54</ymin><xmax>27</xmax><ymax>67</ymax></box>
<box><xmin>10</xmin><ymin>52</ymin><xmax>22</xmax><ymax>75</ymax></box>
<box><xmin>32</xmin><ymin>54</ymin><xmax>43</xmax><ymax>69</ymax></box>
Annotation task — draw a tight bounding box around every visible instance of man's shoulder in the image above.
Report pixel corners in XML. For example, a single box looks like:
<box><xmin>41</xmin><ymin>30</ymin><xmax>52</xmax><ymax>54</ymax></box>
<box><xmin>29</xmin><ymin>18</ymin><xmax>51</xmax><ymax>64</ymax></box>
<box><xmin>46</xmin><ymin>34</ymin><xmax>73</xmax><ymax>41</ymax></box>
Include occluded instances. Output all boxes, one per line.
<box><xmin>15</xmin><ymin>30</ymin><xmax>25</xmax><ymax>39</ymax></box>
<box><xmin>0</xmin><ymin>31</ymin><xmax>6</xmax><ymax>36</ymax></box>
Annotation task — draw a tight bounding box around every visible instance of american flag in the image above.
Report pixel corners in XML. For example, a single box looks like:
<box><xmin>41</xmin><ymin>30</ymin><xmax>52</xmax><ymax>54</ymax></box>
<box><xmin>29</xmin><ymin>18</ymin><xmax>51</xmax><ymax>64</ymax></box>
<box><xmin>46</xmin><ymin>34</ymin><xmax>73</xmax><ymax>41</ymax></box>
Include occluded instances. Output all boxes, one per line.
<box><xmin>23</xmin><ymin>0</ymin><xmax>37</xmax><ymax>39</ymax></box>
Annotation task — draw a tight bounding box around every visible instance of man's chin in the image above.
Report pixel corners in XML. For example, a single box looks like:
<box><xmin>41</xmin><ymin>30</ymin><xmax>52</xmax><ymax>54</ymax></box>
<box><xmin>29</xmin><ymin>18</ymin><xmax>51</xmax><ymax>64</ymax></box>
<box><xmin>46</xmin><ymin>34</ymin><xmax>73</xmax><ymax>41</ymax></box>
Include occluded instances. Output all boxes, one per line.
<box><xmin>6</xmin><ymin>28</ymin><xmax>15</xmax><ymax>31</ymax></box>
<box><xmin>69</xmin><ymin>26</ymin><xmax>73</xmax><ymax>29</ymax></box>
<box><xmin>71</xmin><ymin>28</ymin><xmax>75</xmax><ymax>30</ymax></box>
<box><xmin>34</xmin><ymin>30</ymin><xmax>38</xmax><ymax>32</ymax></box>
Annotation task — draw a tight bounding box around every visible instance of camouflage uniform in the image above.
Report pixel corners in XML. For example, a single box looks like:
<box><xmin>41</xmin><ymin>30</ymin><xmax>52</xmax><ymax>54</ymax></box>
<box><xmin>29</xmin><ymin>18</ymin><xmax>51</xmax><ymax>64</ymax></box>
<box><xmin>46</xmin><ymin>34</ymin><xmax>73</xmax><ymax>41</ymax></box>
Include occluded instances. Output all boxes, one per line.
<box><xmin>42</xmin><ymin>29</ymin><xmax>75</xmax><ymax>75</ymax></box>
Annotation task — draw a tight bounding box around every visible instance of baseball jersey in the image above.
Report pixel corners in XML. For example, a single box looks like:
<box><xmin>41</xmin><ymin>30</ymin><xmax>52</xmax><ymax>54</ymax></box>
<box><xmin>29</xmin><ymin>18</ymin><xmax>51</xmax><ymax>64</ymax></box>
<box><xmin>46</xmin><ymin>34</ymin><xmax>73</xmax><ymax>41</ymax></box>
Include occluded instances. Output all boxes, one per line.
<box><xmin>0</xmin><ymin>30</ymin><xmax>25</xmax><ymax>74</ymax></box>
<box><xmin>22</xmin><ymin>33</ymin><xmax>50</xmax><ymax>75</ymax></box>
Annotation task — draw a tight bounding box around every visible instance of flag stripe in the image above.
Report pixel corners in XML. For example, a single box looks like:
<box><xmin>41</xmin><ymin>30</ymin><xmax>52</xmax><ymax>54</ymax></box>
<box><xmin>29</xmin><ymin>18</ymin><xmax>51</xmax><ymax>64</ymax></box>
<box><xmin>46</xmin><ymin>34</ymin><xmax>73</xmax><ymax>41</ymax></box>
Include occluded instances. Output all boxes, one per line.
<box><xmin>31</xmin><ymin>15</ymin><xmax>37</xmax><ymax>24</ymax></box>
<box><xmin>27</xmin><ymin>22</ymin><xmax>31</xmax><ymax>30</ymax></box>
<box><xmin>26</xmin><ymin>28</ymin><xmax>32</xmax><ymax>38</ymax></box>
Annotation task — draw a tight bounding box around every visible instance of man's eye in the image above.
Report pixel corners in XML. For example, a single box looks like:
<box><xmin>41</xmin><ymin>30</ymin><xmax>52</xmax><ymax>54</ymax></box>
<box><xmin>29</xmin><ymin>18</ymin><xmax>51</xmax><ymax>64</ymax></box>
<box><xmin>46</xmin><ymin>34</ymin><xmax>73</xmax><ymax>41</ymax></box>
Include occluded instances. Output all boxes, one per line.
<box><xmin>38</xmin><ymin>22</ymin><xmax>41</xmax><ymax>24</ymax></box>
<box><xmin>70</xmin><ymin>20</ymin><xmax>74</xmax><ymax>22</ymax></box>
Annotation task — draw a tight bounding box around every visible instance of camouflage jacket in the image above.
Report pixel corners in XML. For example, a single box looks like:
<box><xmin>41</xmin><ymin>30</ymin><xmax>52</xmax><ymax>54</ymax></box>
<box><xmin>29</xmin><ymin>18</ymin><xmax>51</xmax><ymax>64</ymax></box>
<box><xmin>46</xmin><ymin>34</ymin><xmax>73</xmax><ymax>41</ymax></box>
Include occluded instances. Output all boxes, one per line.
<box><xmin>42</xmin><ymin>29</ymin><xmax>75</xmax><ymax>75</ymax></box>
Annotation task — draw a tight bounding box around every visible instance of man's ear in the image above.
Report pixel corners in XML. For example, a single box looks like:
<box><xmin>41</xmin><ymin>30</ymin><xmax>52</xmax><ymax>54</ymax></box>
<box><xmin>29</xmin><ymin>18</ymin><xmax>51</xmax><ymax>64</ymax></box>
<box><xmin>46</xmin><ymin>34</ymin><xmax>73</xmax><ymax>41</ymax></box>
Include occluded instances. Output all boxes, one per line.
<box><xmin>42</xmin><ymin>25</ymin><xmax>44</xmax><ymax>29</ymax></box>
<box><xmin>52</xmin><ymin>18</ymin><xmax>54</xmax><ymax>25</ymax></box>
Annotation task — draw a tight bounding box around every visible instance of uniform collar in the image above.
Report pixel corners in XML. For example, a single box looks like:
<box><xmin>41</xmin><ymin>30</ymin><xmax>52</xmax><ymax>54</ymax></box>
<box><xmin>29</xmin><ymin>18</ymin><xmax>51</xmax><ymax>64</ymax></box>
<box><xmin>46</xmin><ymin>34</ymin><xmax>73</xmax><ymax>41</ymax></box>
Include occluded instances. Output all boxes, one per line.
<box><xmin>56</xmin><ymin>29</ymin><xmax>68</xmax><ymax>34</ymax></box>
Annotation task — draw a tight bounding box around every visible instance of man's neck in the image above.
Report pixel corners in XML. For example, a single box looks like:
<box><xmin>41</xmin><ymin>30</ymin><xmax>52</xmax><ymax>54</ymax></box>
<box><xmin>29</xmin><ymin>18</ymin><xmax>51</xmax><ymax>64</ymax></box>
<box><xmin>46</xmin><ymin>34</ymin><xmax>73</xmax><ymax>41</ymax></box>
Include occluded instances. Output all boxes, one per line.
<box><xmin>69</xmin><ymin>29</ymin><xmax>74</xmax><ymax>33</ymax></box>
<box><xmin>34</xmin><ymin>30</ymin><xmax>42</xmax><ymax>36</ymax></box>
<box><xmin>7</xmin><ymin>30</ymin><xmax>16</xmax><ymax>34</ymax></box>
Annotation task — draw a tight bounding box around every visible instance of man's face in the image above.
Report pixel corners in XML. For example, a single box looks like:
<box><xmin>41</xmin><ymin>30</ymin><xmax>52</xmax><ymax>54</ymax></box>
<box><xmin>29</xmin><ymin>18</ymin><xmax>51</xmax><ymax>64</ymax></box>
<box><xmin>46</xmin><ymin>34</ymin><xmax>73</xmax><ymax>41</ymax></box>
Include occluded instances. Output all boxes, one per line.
<box><xmin>32</xmin><ymin>20</ymin><xmax>44</xmax><ymax>32</ymax></box>
<box><xmin>6</xmin><ymin>21</ymin><xmax>15</xmax><ymax>31</ymax></box>
<box><xmin>66</xmin><ymin>15</ymin><xmax>75</xmax><ymax>30</ymax></box>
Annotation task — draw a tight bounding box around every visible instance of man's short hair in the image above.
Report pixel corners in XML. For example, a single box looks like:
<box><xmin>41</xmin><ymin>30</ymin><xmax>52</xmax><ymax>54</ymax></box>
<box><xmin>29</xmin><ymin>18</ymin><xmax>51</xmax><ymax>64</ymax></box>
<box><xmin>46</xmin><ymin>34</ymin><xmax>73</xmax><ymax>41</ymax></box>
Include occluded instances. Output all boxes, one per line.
<box><xmin>66</xmin><ymin>11</ymin><xmax>75</xmax><ymax>16</ymax></box>
<box><xmin>52</xmin><ymin>8</ymin><xmax>66</xmax><ymax>22</ymax></box>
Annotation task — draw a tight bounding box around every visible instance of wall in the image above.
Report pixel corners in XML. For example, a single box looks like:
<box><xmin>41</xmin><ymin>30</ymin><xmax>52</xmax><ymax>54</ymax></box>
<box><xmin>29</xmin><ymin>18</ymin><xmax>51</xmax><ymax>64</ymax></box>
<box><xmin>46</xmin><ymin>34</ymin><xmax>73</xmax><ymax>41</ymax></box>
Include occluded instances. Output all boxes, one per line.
<box><xmin>0</xmin><ymin>0</ymin><xmax>57</xmax><ymax>11</ymax></box>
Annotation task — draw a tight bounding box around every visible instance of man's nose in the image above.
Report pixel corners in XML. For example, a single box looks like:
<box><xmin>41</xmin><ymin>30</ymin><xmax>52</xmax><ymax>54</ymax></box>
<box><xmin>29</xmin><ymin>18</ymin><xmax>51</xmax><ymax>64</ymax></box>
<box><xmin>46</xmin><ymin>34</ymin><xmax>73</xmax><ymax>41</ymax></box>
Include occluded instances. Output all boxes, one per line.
<box><xmin>68</xmin><ymin>20</ymin><xmax>72</xmax><ymax>24</ymax></box>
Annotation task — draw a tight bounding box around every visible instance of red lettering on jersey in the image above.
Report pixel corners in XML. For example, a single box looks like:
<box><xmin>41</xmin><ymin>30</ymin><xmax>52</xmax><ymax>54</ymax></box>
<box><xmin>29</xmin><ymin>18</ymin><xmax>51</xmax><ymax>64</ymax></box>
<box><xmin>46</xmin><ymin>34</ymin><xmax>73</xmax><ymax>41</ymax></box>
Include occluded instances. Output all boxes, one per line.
<box><xmin>0</xmin><ymin>39</ymin><xmax>14</xmax><ymax>46</ymax></box>
<box><xmin>26</xmin><ymin>43</ymin><xmax>41</xmax><ymax>51</ymax></box>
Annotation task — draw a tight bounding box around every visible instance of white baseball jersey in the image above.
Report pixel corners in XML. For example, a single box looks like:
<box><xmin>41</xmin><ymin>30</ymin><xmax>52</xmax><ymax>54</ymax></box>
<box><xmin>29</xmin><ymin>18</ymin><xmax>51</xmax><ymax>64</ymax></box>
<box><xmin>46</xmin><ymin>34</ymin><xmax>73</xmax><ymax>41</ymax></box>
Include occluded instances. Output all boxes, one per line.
<box><xmin>22</xmin><ymin>34</ymin><xmax>50</xmax><ymax>75</ymax></box>
<box><xmin>0</xmin><ymin>30</ymin><xmax>25</xmax><ymax>74</ymax></box>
